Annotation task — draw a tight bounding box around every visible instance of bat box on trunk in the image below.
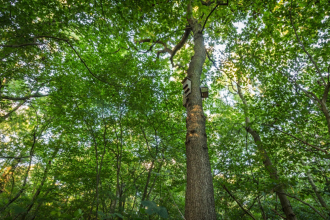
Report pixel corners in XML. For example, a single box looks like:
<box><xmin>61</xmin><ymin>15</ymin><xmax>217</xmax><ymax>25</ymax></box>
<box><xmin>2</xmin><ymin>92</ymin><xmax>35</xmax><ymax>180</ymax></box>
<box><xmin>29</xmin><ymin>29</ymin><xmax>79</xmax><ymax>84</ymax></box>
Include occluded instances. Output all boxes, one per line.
<box><xmin>200</xmin><ymin>87</ymin><xmax>208</xmax><ymax>98</ymax></box>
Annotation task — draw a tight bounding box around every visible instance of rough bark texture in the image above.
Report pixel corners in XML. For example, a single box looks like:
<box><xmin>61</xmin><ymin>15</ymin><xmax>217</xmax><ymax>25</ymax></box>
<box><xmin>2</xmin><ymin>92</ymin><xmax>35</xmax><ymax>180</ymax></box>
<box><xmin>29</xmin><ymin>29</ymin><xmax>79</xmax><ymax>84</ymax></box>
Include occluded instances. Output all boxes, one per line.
<box><xmin>184</xmin><ymin>17</ymin><xmax>216</xmax><ymax>220</ymax></box>
<box><xmin>237</xmin><ymin>80</ymin><xmax>296</xmax><ymax>220</ymax></box>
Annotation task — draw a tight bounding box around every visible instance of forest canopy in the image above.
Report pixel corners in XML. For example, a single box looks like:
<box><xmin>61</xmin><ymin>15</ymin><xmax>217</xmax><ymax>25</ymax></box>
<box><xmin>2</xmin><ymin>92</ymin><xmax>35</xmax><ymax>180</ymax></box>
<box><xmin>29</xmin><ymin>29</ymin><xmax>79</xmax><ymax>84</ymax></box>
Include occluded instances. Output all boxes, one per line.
<box><xmin>0</xmin><ymin>0</ymin><xmax>330</xmax><ymax>219</ymax></box>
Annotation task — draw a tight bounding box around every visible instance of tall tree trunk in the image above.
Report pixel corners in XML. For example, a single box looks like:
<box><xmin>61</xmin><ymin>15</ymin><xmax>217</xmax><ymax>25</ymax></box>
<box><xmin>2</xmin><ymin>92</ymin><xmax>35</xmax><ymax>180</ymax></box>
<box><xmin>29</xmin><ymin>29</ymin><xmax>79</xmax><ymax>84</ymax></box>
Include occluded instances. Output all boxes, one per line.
<box><xmin>236</xmin><ymin>78</ymin><xmax>297</xmax><ymax>220</ymax></box>
<box><xmin>184</xmin><ymin>5</ymin><xmax>217</xmax><ymax>220</ymax></box>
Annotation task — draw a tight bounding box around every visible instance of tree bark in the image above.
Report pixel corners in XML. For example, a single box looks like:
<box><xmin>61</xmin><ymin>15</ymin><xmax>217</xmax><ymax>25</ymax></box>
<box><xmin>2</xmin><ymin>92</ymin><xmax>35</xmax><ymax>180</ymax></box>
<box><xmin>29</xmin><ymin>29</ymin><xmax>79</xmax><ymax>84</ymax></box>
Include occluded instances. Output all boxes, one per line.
<box><xmin>184</xmin><ymin>10</ymin><xmax>217</xmax><ymax>220</ymax></box>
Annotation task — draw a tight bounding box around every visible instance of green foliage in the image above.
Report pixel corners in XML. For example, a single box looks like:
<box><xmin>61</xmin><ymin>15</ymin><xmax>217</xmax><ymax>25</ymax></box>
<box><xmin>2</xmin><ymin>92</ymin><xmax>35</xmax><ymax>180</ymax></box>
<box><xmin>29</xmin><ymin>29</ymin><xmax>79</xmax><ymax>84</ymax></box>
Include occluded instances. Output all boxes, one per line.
<box><xmin>141</xmin><ymin>200</ymin><xmax>169</xmax><ymax>219</ymax></box>
<box><xmin>0</xmin><ymin>0</ymin><xmax>329</xmax><ymax>219</ymax></box>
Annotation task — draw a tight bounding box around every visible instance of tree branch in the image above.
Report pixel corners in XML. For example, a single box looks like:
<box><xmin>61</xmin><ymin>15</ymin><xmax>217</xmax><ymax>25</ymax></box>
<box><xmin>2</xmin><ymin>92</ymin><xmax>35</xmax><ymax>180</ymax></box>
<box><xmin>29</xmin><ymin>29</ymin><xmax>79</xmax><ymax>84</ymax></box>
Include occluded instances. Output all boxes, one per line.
<box><xmin>202</xmin><ymin>4</ymin><xmax>219</xmax><ymax>32</ymax></box>
<box><xmin>271</xmin><ymin>126</ymin><xmax>328</xmax><ymax>154</ymax></box>
<box><xmin>138</xmin><ymin>26</ymin><xmax>191</xmax><ymax>69</ymax></box>
<box><xmin>271</xmin><ymin>209</ymin><xmax>286</xmax><ymax>219</ymax></box>
<box><xmin>0</xmin><ymin>132</ymin><xmax>37</xmax><ymax>212</ymax></box>
<box><xmin>222</xmin><ymin>184</ymin><xmax>256</xmax><ymax>220</ymax></box>
<box><xmin>4</xmin><ymin>35</ymin><xmax>119</xmax><ymax>87</ymax></box>
<box><xmin>0</xmin><ymin>156</ymin><xmax>30</xmax><ymax>159</ymax></box>
<box><xmin>0</xmin><ymin>101</ymin><xmax>26</xmax><ymax>121</ymax></box>
<box><xmin>277</xmin><ymin>192</ymin><xmax>326</xmax><ymax>219</ymax></box>
<box><xmin>201</xmin><ymin>0</ymin><xmax>228</xmax><ymax>6</ymax></box>
<box><xmin>1</xmin><ymin>93</ymin><xmax>48</xmax><ymax>101</ymax></box>
<box><xmin>169</xmin><ymin>26</ymin><xmax>191</xmax><ymax>66</ymax></box>
<box><xmin>0</xmin><ymin>43</ymin><xmax>44</xmax><ymax>48</ymax></box>
<box><xmin>289</xmin><ymin>9</ymin><xmax>325</xmax><ymax>85</ymax></box>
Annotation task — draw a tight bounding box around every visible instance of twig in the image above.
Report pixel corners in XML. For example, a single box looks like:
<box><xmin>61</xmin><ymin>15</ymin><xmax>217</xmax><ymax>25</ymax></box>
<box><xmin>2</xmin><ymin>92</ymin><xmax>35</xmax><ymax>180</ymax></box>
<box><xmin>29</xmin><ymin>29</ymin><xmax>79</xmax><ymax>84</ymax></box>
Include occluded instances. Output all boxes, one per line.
<box><xmin>271</xmin><ymin>126</ymin><xmax>328</xmax><ymax>154</ymax></box>
<box><xmin>222</xmin><ymin>184</ymin><xmax>256</xmax><ymax>220</ymax></box>
<box><xmin>271</xmin><ymin>209</ymin><xmax>286</xmax><ymax>219</ymax></box>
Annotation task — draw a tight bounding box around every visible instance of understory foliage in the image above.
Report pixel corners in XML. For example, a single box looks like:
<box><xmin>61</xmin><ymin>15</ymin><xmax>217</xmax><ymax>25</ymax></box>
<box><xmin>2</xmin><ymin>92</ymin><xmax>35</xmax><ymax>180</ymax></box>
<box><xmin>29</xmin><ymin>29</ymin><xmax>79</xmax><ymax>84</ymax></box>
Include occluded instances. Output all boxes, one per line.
<box><xmin>0</xmin><ymin>0</ymin><xmax>329</xmax><ymax>219</ymax></box>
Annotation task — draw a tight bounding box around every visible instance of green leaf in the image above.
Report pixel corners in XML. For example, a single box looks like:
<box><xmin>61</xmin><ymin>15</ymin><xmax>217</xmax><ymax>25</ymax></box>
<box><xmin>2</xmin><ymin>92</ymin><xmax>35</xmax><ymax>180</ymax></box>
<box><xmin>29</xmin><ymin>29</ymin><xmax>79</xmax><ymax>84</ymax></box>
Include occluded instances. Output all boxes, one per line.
<box><xmin>12</xmin><ymin>205</ymin><xmax>27</xmax><ymax>214</ymax></box>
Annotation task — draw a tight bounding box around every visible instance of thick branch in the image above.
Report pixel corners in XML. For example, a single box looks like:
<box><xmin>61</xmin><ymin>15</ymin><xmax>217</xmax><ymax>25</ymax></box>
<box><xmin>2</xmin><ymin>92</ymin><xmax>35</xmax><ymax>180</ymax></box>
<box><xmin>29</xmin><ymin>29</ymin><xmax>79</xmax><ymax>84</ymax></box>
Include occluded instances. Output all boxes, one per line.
<box><xmin>0</xmin><ymin>43</ymin><xmax>43</xmax><ymax>48</ymax></box>
<box><xmin>169</xmin><ymin>27</ymin><xmax>191</xmax><ymax>66</ymax></box>
<box><xmin>138</xmin><ymin>27</ymin><xmax>191</xmax><ymax>68</ymax></box>
<box><xmin>0</xmin><ymin>101</ymin><xmax>26</xmax><ymax>121</ymax></box>
<box><xmin>202</xmin><ymin>4</ymin><xmax>219</xmax><ymax>32</ymax></box>
<box><xmin>1</xmin><ymin>93</ymin><xmax>48</xmax><ymax>101</ymax></box>
<box><xmin>201</xmin><ymin>0</ymin><xmax>228</xmax><ymax>6</ymax></box>
<box><xmin>139</xmin><ymin>39</ymin><xmax>173</xmax><ymax>57</ymax></box>
<box><xmin>0</xmin><ymin>156</ymin><xmax>30</xmax><ymax>159</ymax></box>
<box><xmin>237</xmin><ymin>77</ymin><xmax>250</xmax><ymax>125</ymax></box>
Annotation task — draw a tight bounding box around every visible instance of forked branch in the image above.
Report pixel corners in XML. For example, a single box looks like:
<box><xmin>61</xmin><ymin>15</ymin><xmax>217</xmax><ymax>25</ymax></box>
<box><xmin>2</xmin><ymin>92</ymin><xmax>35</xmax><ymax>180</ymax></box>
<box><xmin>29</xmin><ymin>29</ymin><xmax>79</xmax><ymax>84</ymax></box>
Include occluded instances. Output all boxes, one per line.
<box><xmin>138</xmin><ymin>27</ymin><xmax>191</xmax><ymax>68</ymax></box>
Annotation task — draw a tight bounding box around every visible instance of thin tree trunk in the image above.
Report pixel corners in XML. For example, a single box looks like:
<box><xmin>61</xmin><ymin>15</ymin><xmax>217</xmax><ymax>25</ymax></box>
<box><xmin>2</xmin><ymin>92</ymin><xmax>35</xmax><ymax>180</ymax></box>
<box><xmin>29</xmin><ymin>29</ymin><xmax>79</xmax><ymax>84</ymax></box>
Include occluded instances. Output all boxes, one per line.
<box><xmin>302</xmin><ymin>161</ymin><xmax>330</xmax><ymax>212</ymax></box>
<box><xmin>246</xmin><ymin>126</ymin><xmax>296</xmax><ymax>219</ymax></box>
<box><xmin>29</xmin><ymin>187</ymin><xmax>53</xmax><ymax>220</ymax></box>
<box><xmin>20</xmin><ymin>149</ymin><xmax>58</xmax><ymax>220</ymax></box>
<box><xmin>141</xmin><ymin>160</ymin><xmax>155</xmax><ymax>202</ymax></box>
<box><xmin>147</xmin><ymin>162</ymin><xmax>163</xmax><ymax>200</ymax></box>
<box><xmin>184</xmin><ymin>3</ymin><xmax>216</xmax><ymax>219</ymax></box>
<box><xmin>236</xmin><ymin>78</ymin><xmax>297</xmax><ymax>220</ymax></box>
<box><xmin>258</xmin><ymin>196</ymin><xmax>266</xmax><ymax>220</ymax></box>
<box><xmin>110</xmin><ymin>116</ymin><xmax>124</xmax><ymax>214</ymax></box>
<box><xmin>0</xmin><ymin>133</ymin><xmax>37</xmax><ymax>213</ymax></box>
